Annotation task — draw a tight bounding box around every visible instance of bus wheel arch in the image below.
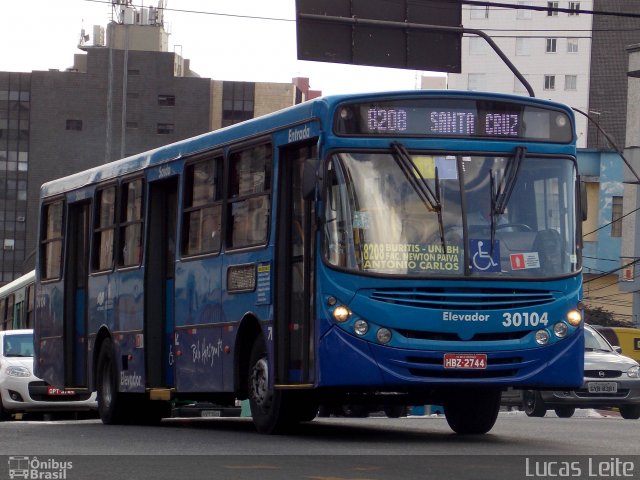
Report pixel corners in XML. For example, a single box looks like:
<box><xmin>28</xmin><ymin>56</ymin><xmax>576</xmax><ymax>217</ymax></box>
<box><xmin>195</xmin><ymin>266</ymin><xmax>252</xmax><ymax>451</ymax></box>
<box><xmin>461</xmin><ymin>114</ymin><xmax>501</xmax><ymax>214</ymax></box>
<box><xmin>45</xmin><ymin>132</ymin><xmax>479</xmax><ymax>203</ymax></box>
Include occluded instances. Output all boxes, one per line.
<box><xmin>234</xmin><ymin>315</ymin><xmax>263</xmax><ymax>399</ymax></box>
<box><xmin>91</xmin><ymin>327</ymin><xmax>112</xmax><ymax>391</ymax></box>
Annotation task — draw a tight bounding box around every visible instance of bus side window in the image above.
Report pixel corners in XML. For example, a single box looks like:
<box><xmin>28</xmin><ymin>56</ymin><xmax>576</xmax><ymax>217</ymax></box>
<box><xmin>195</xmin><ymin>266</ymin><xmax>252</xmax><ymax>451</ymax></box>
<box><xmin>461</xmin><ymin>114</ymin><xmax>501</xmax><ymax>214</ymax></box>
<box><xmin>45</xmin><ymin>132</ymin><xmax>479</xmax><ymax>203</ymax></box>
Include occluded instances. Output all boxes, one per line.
<box><xmin>41</xmin><ymin>201</ymin><xmax>64</xmax><ymax>280</ymax></box>
<box><xmin>227</xmin><ymin>144</ymin><xmax>272</xmax><ymax>249</ymax></box>
<box><xmin>92</xmin><ymin>187</ymin><xmax>117</xmax><ymax>272</ymax></box>
<box><xmin>118</xmin><ymin>179</ymin><xmax>144</xmax><ymax>267</ymax></box>
<box><xmin>182</xmin><ymin>156</ymin><xmax>223</xmax><ymax>256</ymax></box>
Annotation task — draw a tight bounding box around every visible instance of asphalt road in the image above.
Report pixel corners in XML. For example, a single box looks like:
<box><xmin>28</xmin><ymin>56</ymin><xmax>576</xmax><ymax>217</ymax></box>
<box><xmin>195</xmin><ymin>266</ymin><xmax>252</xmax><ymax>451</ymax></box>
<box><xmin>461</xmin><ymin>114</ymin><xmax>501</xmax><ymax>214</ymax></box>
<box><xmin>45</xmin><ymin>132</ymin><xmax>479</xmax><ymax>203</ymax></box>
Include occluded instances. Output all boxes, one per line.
<box><xmin>1</xmin><ymin>410</ymin><xmax>638</xmax><ymax>480</ymax></box>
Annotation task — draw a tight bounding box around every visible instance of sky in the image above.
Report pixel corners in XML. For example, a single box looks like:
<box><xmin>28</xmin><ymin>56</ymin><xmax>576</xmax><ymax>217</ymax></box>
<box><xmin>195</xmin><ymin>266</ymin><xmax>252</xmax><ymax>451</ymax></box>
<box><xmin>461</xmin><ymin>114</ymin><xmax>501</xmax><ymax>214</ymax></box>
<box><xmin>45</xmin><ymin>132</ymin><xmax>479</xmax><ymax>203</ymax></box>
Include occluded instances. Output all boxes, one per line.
<box><xmin>0</xmin><ymin>0</ymin><xmax>443</xmax><ymax>95</ymax></box>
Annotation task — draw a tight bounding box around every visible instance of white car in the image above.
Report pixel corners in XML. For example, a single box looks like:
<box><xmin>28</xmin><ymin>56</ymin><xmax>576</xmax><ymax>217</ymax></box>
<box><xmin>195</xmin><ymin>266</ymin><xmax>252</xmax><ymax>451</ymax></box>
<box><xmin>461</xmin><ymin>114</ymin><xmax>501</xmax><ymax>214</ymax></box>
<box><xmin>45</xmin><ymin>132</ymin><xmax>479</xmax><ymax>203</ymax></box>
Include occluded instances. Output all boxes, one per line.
<box><xmin>0</xmin><ymin>329</ymin><xmax>97</xmax><ymax>420</ymax></box>
<box><xmin>501</xmin><ymin>325</ymin><xmax>640</xmax><ymax>419</ymax></box>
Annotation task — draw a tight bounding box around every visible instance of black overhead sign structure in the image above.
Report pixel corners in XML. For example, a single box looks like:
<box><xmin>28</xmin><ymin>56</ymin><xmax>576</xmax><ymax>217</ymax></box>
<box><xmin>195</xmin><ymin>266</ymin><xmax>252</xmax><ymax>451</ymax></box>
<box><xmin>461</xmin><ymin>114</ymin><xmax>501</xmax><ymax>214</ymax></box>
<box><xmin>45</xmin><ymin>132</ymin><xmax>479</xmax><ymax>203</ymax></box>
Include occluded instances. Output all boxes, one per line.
<box><xmin>295</xmin><ymin>0</ymin><xmax>463</xmax><ymax>74</ymax></box>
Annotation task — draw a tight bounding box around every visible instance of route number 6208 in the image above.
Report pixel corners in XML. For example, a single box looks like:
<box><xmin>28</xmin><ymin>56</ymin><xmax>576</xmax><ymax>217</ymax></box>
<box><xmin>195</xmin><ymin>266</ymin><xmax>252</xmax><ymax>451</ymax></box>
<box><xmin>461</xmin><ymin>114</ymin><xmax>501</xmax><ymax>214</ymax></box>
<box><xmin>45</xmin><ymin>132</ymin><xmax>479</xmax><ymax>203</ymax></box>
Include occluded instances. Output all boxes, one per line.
<box><xmin>502</xmin><ymin>312</ymin><xmax>548</xmax><ymax>327</ymax></box>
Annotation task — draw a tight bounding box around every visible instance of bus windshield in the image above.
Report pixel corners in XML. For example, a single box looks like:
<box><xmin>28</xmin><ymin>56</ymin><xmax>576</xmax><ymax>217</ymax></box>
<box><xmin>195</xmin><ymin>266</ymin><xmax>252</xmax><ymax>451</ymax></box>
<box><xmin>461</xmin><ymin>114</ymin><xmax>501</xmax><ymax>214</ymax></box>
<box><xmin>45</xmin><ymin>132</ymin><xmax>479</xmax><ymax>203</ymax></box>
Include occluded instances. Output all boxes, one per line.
<box><xmin>323</xmin><ymin>149</ymin><xmax>578</xmax><ymax>278</ymax></box>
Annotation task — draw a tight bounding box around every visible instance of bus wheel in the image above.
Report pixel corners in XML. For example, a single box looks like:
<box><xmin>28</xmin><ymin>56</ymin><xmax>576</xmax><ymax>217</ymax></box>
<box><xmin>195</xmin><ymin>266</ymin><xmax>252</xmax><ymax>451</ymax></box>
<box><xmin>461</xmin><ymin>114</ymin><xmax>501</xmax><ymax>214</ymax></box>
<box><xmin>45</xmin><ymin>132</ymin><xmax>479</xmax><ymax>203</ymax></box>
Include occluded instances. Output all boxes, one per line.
<box><xmin>248</xmin><ymin>337</ymin><xmax>291</xmax><ymax>434</ymax></box>
<box><xmin>554</xmin><ymin>406</ymin><xmax>575</xmax><ymax>418</ymax></box>
<box><xmin>523</xmin><ymin>390</ymin><xmax>547</xmax><ymax>417</ymax></box>
<box><xmin>96</xmin><ymin>338</ymin><xmax>127</xmax><ymax>425</ymax></box>
<box><xmin>443</xmin><ymin>388</ymin><xmax>501</xmax><ymax>434</ymax></box>
<box><xmin>619</xmin><ymin>405</ymin><xmax>640</xmax><ymax>420</ymax></box>
<box><xmin>383</xmin><ymin>405</ymin><xmax>407</xmax><ymax>418</ymax></box>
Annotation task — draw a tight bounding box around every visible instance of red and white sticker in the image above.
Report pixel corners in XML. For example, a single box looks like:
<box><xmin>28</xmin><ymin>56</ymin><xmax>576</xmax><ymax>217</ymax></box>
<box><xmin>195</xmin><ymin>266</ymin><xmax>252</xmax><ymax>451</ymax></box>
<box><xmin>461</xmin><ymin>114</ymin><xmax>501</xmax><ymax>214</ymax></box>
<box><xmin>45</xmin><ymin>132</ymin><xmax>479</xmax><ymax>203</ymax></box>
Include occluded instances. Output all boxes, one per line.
<box><xmin>510</xmin><ymin>252</ymin><xmax>540</xmax><ymax>270</ymax></box>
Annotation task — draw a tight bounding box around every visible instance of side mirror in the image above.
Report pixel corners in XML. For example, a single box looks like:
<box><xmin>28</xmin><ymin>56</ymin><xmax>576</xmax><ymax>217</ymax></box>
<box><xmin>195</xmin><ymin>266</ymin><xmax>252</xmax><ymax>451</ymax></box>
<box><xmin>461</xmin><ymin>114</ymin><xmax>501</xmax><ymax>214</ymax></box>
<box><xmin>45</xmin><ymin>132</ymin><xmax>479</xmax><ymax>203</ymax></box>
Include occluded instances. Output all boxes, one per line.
<box><xmin>613</xmin><ymin>345</ymin><xmax>622</xmax><ymax>354</ymax></box>
<box><xmin>302</xmin><ymin>158</ymin><xmax>319</xmax><ymax>200</ymax></box>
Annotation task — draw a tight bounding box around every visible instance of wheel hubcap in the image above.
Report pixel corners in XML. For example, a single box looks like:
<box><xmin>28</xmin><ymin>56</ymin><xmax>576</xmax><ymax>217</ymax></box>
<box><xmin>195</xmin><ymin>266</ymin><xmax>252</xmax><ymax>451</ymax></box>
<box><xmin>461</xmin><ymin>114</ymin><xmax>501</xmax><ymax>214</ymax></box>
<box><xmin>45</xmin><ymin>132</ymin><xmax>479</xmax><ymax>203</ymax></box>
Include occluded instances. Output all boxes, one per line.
<box><xmin>250</xmin><ymin>357</ymin><xmax>271</xmax><ymax>409</ymax></box>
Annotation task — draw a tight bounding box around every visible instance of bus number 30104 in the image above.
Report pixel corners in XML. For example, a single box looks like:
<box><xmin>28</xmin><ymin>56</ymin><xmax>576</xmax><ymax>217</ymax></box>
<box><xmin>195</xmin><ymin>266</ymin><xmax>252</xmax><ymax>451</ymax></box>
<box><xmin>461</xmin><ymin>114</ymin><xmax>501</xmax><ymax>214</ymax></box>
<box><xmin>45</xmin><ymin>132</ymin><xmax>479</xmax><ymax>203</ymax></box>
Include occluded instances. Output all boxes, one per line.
<box><xmin>367</xmin><ymin>108</ymin><xmax>408</xmax><ymax>132</ymax></box>
<box><xmin>502</xmin><ymin>312</ymin><xmax>548</xmax><ymax>327</ymax></box>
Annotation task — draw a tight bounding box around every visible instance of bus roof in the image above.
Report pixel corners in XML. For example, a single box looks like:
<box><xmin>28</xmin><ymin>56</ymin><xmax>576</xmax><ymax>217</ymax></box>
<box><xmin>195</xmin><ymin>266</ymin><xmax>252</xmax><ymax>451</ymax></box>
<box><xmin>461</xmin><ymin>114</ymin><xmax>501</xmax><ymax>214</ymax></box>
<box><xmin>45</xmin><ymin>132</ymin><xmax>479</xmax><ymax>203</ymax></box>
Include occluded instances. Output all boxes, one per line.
<box><xmin>0</xmin><ymin>270</ymin><xmax>35</xmax><ymax>298</ymax></box>
<box><xmin>40</xmin><ymin>90</ymin><xmax>575</xmax><ymax>199</ymax></box>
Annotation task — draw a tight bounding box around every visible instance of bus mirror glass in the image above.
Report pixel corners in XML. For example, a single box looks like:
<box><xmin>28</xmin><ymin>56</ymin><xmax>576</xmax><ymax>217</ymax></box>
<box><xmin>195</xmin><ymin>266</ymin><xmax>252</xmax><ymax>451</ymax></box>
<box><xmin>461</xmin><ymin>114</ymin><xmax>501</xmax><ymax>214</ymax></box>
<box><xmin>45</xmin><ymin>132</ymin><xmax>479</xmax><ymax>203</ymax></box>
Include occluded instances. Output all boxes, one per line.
<box><xmin>302</xmin><ymin>158</ymin><xmax>318</xmax><ymax>200</ymax></box>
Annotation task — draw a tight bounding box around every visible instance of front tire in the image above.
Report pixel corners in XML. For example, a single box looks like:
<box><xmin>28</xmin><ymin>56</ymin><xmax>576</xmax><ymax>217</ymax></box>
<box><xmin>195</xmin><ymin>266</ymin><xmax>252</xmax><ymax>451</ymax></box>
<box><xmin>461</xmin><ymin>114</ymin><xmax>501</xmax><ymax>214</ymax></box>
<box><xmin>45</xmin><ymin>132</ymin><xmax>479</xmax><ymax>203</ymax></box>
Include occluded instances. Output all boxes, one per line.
<box><xmin>619</xmin><ymin>405</ymin><xmax>640</xmax><ymax>420</ymax></box>
<box><xmin>0</xmin><ymin>395</ymin><xmax>11</xmax><ymax>421</ymax></box>
<box><xmin>443</xmin><ymin>388</ymin><xmax>501</xmax><ymax>434</ymax></box>
<box><xmin>248</xmin><ymin>336</ymin><xmax>311</xmax><ymax>433</ymax></box>
<box><xmin>523</xmin><ymin>390</ymin><xmax>547</xmax><ymax>418</ymax></box>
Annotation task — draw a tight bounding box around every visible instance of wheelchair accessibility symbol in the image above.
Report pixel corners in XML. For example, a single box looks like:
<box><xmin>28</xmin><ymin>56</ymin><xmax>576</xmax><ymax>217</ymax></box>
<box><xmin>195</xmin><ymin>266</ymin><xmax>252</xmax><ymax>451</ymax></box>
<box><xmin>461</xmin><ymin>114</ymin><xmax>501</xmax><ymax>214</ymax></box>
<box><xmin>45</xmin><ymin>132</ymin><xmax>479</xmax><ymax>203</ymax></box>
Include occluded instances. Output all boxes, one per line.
<box><xmin>470</xmin><ymin>239</ymin><xmax>501</xmax><ymax>272</ymax></box>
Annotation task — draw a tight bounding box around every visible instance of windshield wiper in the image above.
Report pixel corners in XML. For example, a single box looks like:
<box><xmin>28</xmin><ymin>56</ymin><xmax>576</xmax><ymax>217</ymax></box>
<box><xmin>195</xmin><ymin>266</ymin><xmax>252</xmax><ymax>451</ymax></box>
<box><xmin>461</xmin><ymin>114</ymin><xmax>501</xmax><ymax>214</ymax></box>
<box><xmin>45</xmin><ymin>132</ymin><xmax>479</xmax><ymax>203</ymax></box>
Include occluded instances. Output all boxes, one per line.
<box><xmin>391</xmin><ymin>142</ymin><xmax>445</xmax><ymax>249</ymax></box>
<box><xmin>494</xmin><ymin>146</ymin><xmax>526</xmax><ymax>215</ymax></box>
<box><xmin>490</xmin><ymin>146</ymin><xmax>527</xmax><ymax>251</ymax></box>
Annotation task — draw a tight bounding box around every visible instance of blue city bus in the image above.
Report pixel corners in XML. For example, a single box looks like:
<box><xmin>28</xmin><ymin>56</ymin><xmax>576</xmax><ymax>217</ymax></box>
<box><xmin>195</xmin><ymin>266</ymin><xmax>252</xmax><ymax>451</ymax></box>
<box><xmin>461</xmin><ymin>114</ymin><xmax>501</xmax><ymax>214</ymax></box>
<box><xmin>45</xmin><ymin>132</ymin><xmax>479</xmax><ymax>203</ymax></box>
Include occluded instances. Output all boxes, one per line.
<box><xmin>34</xmin><ymin>90</ymin><xmax>584</xmax><ymax>434</ymax></box>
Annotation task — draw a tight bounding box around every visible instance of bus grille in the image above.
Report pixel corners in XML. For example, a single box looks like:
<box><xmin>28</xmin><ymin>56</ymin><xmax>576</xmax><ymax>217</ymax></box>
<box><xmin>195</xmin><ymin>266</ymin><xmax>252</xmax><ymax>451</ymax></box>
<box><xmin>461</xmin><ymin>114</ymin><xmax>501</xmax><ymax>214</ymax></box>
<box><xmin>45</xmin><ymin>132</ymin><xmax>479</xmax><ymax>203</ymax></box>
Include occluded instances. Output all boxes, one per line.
<box><xmin>397</xmin><ymin>329</ymin><xmax>529</xmax><ymax>342</ymax></box>
<box><xmin>368</xmin><ymin>287</ymin><xmax>555</xmax><ymax>310</ymax></box>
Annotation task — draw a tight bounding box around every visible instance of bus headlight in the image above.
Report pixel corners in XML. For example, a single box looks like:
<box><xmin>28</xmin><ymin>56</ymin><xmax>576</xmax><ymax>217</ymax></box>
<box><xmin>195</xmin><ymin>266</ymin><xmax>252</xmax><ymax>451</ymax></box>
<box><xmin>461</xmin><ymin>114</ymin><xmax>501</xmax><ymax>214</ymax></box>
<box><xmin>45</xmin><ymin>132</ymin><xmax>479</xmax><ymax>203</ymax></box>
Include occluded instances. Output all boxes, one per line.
<box><xmin>535</xmin><ymin>330</ymin><xmax>550</xmax><ymax>345</ymax></box>
<box><xmin>553</xmin><ymin>322</ymin><xmax>568</xmax><ymax>338</ymax></box>
<box><xmin>376</xmin><ymin>328</ymin><xmax>392</xmax><ymax>344</ymax></box>
<box><xmin>332</xmin><ymin>305</ymin><xmax>351</xmax><ymax>323</ymax></box>
<box><xmin>566</xmin><ymin>309</ymin><xmax>582</xmax><ymax>326</ymax></box>
<box><xmin>354</xmin><ymin>320</ymin><xmax>369</xmax><ymax>336</ymax></box>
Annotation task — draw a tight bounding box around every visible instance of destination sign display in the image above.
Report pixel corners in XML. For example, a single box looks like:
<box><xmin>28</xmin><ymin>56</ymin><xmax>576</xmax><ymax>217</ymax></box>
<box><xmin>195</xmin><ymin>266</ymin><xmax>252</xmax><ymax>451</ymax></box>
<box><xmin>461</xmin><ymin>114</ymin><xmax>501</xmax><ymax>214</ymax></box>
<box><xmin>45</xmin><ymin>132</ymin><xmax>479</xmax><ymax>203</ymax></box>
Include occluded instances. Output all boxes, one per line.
<box><xmin>334</xmin><ymin>97</ymin><xmax>573</xmax><ymax>143</ymax></box>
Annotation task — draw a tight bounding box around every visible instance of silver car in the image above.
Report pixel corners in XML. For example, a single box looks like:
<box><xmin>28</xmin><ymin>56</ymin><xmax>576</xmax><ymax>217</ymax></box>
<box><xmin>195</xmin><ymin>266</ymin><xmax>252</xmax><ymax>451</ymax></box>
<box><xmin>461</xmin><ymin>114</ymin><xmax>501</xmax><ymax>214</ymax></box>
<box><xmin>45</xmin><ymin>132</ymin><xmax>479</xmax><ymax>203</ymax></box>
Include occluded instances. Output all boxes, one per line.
<box><xmin>502</xmin><ymin>325</ymin><xmax>640</xmax><ymax>419</ymax></box>
<box><xmin>0</xmin><ymin>329</ymin><xmax>97</xmax><ymax>420</ymax></box>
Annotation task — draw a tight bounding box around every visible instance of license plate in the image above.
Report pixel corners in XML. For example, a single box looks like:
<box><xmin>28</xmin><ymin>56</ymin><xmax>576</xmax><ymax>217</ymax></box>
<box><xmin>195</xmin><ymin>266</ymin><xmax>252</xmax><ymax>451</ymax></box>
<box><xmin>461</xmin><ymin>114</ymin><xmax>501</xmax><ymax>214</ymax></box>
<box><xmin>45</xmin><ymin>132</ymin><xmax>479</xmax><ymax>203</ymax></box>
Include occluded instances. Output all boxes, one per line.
<box><xmin>47</xmin><ymin>387</ymin><xmax>75</xmax><ymax>396</ymax></box>
<box><xmin>444</xmin><ymin>353</ymin><xmax>487</xmax><ymax>369</ymax></box>
<box><xmin>201</xmin><ymin>410</ymin><xmax>221</xmax><ymax>418</ymax></box>
<box><xmin>587</xmin><ymin>382</ymin><xmax>618</xmax><ymax>394</ymax></box>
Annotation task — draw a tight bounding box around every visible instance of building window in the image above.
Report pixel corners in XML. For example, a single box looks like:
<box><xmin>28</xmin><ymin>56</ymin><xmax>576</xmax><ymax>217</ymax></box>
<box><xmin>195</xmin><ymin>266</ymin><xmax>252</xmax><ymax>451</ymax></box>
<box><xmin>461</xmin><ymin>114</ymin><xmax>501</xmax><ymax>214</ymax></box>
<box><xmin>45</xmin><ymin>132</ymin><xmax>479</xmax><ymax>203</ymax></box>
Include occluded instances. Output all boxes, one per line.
<box><xmin>126</xmin><ymin>121</ymin><xmax>138</xmax><ymax>129</ymax></box>
<box><xmin>470</xmin><ymin>5</ymin><xmax>489</xmax><ymax>19</ymax></box>
<box><xmin>567</xmin><ymin>38</ymin><xmax>579</xmax><ymax>53</ymax></box>
<box><xmin>544</xmin><ymin>75</ymin><xmax>556</xmax><ymax>90</ymax></box>
<box><xmin>127</xmin><ymin>92</ymin><xmax>139</xmax><ymax>99</ymax></box>
<box><xmin>516</xmin><ymin>38</ymin><xmax>530</xmax><ymax>56</ymax></box>
<box><xmin>568</xmin><ymin>1</ymin><xmax>580</xmax><ymax>15</ymax></box>
<box><xmin>128</xmin><ymin>69</ymin><xmax>140</xmax><ymax>75</ymax></box>
<box><xmin>158</xmin><ymin>95</ymin><xmax>175</xmax><ymax>106</ymax></box>
<box><xmin>469</xmin><ymin>37</ymin><xmax>486</xmax><ymax>55</ymax></box>
<box><xmin>564</xmin><ymin>75</ymin><xmax>577</xmax><ymax>90</ymax></box>
<box><xmin>514</xmin><ymin>74</ymin><xmax>531</xmax><ymax>93</ymax></box>
<box><xmin>547</xmin><ymin>1</ymin><xmax>558</xmax><ymax>15</ymax></box>
<box><xmin>468</xmin><ymin>73</ymin><xmax>485</xmax><ymax>91</ymax></box>
<box><xmin>516</xmin><ymin>1</ymin><xmax>532</xmax><ymax>19</ymax></box>
<box><xmin>611</xmin><ymin>196</ymin><xmax>623</xmax><ymax>237</ymax></box>
<box><xmin>182</xmin><ymin>157</ymin><xmax>223</xmax><ymax>256</ymax></box>
<box><xmin>222</xmin><ymin>81</ymin><xmax>255</xmax><ymax>127</ymax></box>
<box><xmin>66</xmin><ymin>119</ymin><xmax>82</xmax><ymax>131</ymax></box>
<box><xmin>157</xmin><ymin>123</ymin><xmax>174</xmax><ymax>134</ymax></box>
<box><xmin>546</xmin><ymin>38</ymin><xmax>557</xmax><ymax>53</ymax></box>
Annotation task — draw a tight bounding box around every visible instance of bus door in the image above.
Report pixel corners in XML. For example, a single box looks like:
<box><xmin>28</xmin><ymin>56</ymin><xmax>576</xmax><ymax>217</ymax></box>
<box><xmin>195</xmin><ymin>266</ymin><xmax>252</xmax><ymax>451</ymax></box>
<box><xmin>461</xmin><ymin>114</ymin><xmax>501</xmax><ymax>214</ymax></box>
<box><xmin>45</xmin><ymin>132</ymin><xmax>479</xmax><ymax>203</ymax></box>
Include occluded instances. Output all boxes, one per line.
<box><xmin>145</xmin><ymin>177</ymin><xmax>178</xmax><ymax>388</ymax></box>
<box><xmin>64</xmin><ymin>201</ymin><xmax>90</xmax><ymax>387</ymax></box>
<box><xmin>274</xmin><ymin>141</ymin><xmax>317</xmax><ymax>386</ymax></box>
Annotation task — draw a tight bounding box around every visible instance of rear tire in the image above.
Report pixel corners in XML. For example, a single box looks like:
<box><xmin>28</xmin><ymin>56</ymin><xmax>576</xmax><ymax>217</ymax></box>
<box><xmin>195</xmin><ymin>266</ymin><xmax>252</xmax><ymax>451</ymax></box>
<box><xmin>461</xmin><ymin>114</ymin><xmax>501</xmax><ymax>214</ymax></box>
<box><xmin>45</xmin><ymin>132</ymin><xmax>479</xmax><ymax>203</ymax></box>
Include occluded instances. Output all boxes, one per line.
<box><xmin>96</xmin><ymin>338</ymin><xmax>128</xmax><ymax>424</ymax></box>
<box><xmin>443</xmin><ymin>388</ymin><xmax>501</xmax><ymax>434</ymax></box>
<box><xmin>619</xmin><ymin>405</ymin><xmax>640</xmax><ymax>420</ymax></box>
<box><xmin>523</xmin><ymin>390</ymin><xmax>547</xmax><ymax>418</ymax></box>
<box><xmin>554</xmin><ymin>406</ymin><xmax>575</xmax><ymax>418</ymax></box>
